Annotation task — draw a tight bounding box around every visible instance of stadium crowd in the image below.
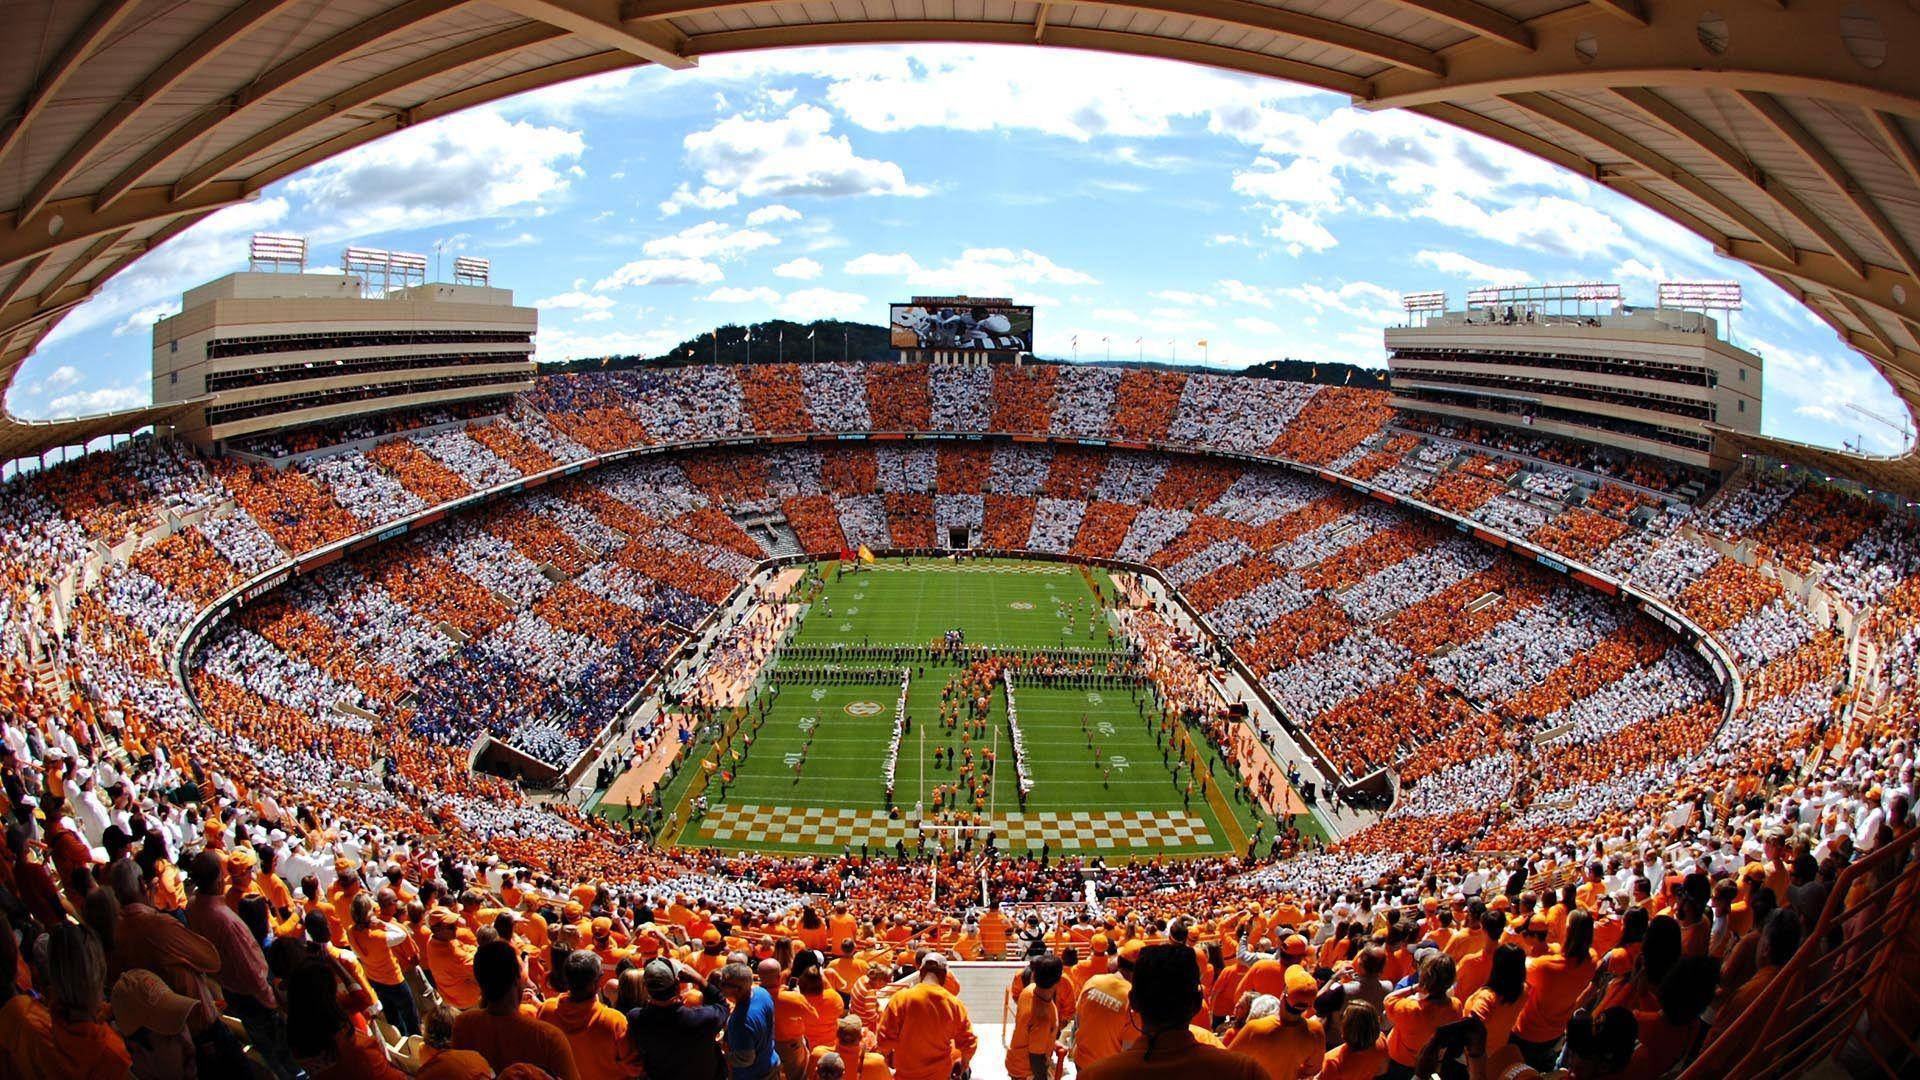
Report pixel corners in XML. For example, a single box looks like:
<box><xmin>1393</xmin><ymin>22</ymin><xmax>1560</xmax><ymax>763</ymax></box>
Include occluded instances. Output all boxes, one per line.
<box><xmin>0</xmin><ymin>359</ymin><xmax>1909</xmax><ymax>1078</ymax></box>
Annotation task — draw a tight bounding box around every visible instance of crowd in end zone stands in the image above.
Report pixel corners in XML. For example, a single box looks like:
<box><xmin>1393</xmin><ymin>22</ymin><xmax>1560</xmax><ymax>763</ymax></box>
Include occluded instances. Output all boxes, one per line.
<box><xmin>0</xmin><ymin>360</ymin><xmax>1912</xmax><ymax>1079</ymax></box>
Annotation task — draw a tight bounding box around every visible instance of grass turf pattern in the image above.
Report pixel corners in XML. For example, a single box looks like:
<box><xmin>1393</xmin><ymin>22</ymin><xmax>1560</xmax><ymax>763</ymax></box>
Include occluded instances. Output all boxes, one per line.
<box><xmin>659</xmin><ymin>557</ymin><xmax>1278</xmax><ymax>857</ymax></box>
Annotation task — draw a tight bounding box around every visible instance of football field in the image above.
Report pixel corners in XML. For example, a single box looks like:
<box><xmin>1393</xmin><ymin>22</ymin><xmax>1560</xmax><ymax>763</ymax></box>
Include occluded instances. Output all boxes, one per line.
<box><xmin>652</xmin><ymin>557</ymin><xmax>1279</xmax><ymax>858</ymax></box>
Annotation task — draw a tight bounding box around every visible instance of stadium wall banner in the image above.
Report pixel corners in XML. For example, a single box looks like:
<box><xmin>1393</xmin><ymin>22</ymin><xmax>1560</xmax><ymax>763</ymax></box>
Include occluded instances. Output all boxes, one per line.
<box><xmin>889</xmin><ymin>299</ymin><xmax>1034</xmax><ymax>351</ymax></box>
<box><xmin>241</xmin><ymin>570</ymin><xmax>291</xmax><ymax>604</ymax></box>
<box><xmin>1572</xmin><ymin>569</ymin><xmax>1618</xmax><ymax>595</ymax></box>
<box><xmin>297</xmin><ymin>546</ymin><xmax>346</xmax><ymax>573</ymax></box>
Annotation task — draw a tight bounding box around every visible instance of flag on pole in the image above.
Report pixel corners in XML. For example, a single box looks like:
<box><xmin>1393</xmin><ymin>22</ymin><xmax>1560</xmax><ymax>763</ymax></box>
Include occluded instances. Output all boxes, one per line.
<box><xmin>857</xmin><ymin>544</ymin><xmax>876</xmax><ymax>564</ymax></box>
<box><xmin>839</xmin><ymin>546</ymin><xmax>855</xmax><ymax>562</ymax></box>
<box><xmin>807</xmin><ymin>328</ymin><xmax>816</xmax><ymax>339</ymax></box>
<box><xmin>1196</xmin><ymin>339</ymin><xmax>1208</xmax><ymax>347</ymax></box>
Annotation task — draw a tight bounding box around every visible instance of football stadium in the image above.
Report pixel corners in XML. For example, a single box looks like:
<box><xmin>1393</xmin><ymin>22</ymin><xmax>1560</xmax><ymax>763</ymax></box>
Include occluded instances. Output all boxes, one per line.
<box><xmin>4</xmin><ymin>4</ymin><xmax>1920</xmax><ymax>1080</ymax></box>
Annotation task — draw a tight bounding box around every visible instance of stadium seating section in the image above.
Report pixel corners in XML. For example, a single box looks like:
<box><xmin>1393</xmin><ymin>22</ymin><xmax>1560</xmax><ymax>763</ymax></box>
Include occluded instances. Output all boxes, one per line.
<box><xmin>4</xmin><ymin>359</ymin><xmax>1907</xmax><ymax>1079</ymax></box>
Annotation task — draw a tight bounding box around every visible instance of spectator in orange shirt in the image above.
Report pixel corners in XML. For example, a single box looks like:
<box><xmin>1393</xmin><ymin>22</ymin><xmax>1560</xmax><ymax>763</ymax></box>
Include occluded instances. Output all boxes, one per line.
<box><xmin>538</xmin><ymin>950</ymin><xmax>635</xmax><ymax>1080</ymax></box>
<box><xmin>690</xmin><ymin>929</ymin><xmax>729</xmax><ymax>978</ymax></box>
<box><xmin>414</xmin><ymin>1004</ymin><xmax>497</xmax><ymax>1080</ymax></box>
<box><xmin>1453</xmin><ymin>910</ymin><xmax>1507</xmax><ymax>1000</ymax></box>
<box><xmin>826</xmin><ymin>939</ymin><xmax>869</xmax><ymax>995</ymax></box>
<box><xmin>1628</xmin><ymin>956</ymin><xmax>1718</xmax><ymax>1078</ymax></box>
<box><xmin>1719</xmin><ymin>910</ymin><xmax>1800</xmax><ymax>1022</ymax></box>
<box><xmin>1382</xmin><ymin>952</ymin><xmax>1461</xmax><ymax>1076</ymax></box>
<box><xmin>812</xmin><ymin>1016</ymin><xmax>890</xmax><ymax>1080</ymax></box>
<box><xmin>1598</xmin><ymin>913</ymin><xmax>1678</xmax><ymax>1015</ymax></box>
<box><xmin>1071</xmin><ymin>942</ymin><xmax>1139</xmax><ymax>1072</ymax></box>
<box><xmin>1511</xmin><ymin>910</ymin><xmax>1598</xmax><ymax>1071</ymax></box>
<box><xmin>349</xmin><ymin>892</ymin><xmax>419</xmax><ymax>1036</ymax></box>
<box><xmin>35</xmin><ymin>925</ymin><xmax>134</xmax><ymax>1080</ymax></box>
<box><xmin>877</xmin><ymin>954</ymin><xmax>975</xmax><ymax>1080</ymax></box>
<box><xmin>1077</xmin><ymin>945</ymin><xmax>1263</xmax><ymax>1080</ymax></box>
<box><xmin>763</xmin><ymin>956</ymin><xmax>815</xmax><ymax>1079</ymax></box>
<box><xmin>1224</xmin><ymin>968</ymin><xmax>1323</xmax><ymax>1080</ymax></box>
<box><xmin>284</xmin><ymin>961</ymin><xmax>405</xmax><ymax>1080</ymax></box>
<box><xmin>827</xmin><ymin>903</ymin><xmax>859</xmax><ymax>946</ymax></box>
<box><xmin>426</xmin><ymin>909</ymin><xmax>482</xmax><ymax>1009</ymax></box>
<box><xmin>452</xmin><ymin>939</ymin><xmax>579</xmax><ymax>1080</ymax></box>
<box><xmin>1007</xmin><ymin>953</ymin><xmax>1065</xmax><ymax>1079</ymax></box>
<box><xmin>1463</xmin><ymin>944</ymin><xmax>1528</xmax><ymax>1054</ymax></box>
<box><xmin>794</xmin><ymin>953</ymin><xmax>845</xmax><ymax>1051</ymax></box>
<box><xmin>1317</xmin><ymin>1003</ymin><xmax>1388</xmax><ymax>1080</ymax></box>
<box><xmin>978</xmin><ymin>903</ymin><xmax>1010</xmax><ymax>959</ymax></box>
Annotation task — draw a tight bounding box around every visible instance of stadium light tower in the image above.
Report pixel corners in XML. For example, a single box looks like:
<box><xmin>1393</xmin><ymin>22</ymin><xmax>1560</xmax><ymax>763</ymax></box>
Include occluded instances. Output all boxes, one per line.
<box><xmin>1401</xmin><ymin>291</ymin><xmax>1446</xmax><ymax>326</ymax></box>
<box><xmin>1659</xmin><ymin>281</ymin><xmax>1743</xmax><ymax>343</ymax></box>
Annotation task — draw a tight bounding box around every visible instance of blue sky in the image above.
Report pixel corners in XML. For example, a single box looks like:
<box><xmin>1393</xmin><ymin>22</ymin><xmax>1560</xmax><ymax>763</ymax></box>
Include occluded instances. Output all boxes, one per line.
<box><xmin>10</xmin><ymin>45</ymin><xmax>1908</xmax><ymax>453</ymax></box>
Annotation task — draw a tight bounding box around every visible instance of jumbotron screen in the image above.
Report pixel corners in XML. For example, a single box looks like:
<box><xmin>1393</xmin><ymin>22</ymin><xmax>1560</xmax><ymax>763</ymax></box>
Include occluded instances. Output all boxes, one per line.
<box><xmin>889</xmin><ymin>298</ymin><xmax>1034</xmax><ymax>351</ymax></box>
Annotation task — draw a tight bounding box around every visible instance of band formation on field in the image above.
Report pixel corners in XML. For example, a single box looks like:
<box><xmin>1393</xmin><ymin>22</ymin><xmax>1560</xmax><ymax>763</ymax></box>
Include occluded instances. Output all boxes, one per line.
<box><xmin>601</xmin><ymin>557</ymin><xmax>1295</xmax><ymax>859</ymax></box>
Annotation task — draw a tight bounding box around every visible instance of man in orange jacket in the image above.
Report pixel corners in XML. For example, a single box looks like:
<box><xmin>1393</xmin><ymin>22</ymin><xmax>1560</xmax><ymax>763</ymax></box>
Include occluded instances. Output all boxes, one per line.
<box><xmin>538</xmin><ymin>950</ymin><xmax>637</xmax><ymax>1080</ymax></box>
<box><xmin>878</xmin><ymin>954</ymin><xmax>976</xmax><ymax>1080</ymax></box>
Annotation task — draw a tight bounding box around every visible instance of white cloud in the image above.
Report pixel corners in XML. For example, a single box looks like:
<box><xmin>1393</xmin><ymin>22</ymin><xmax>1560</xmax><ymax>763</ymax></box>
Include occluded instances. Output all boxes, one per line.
<box><xmin>745</xmin><ymin>204</ymin><xmax>802</xmax><ymax>225</ymax></box>
<box><xmin>1230</xmin><ymin>155</ymin><xmax>1344</xmax><ymax>209</ymax></box>
<box><xmin>535</xmin><ymin>291</ymin><xmax>616</xmax><ymax>311</ymax></box>
<box><xmin>1749</xmin><ymin>335</ymin><xmax>1909</xmax><ymax>452</ymax></box>
<box><xmin>844</xmin><ymin>253</ymin><xmax>921</xmax><ymax>276</ymax></box>
<box><xmin>1276</xmin><ymin>281</ymin><xmax>1403</xmax><ymax>325</ymax></box>
<box><xmin>1217</xmin><ymin>280</ymin><xmax>1271</xmax><ymax>309</ymax></box>
<box><xmin>777</xmin><ymin>287</ymin><xmax>868</xmax><ymax>320</ymax></box>
<box><xmin>284</xmin><ymin>110</ymin><xmax>584</xmax><ymax>238</ymax></box>
<box><xmin>533</xmin><ymin>325</ymin><xmax>685</xmax><ymax>363</ymax></box>
<box><xmin>1234</xmin><ymin>316</ymin><xmax>1283</xmax><ymax>335</ymax></box>
<box><xmin>845</xmin><ymin>248</ymin><xmax>1095</xmax><ymax>297</ymax></box>
<box><xmin>1265</xmin><ymin>211</ymin><xmax>1337</xmax><ymax>256</ymax></box>
<box><xmin>773</xmin><ymin>257</ymin><xmax>822</xmax><ymax>280</ymax></box>
<box><xmin>594</xmin><ymin>258</ymin><xmax>725</xmax><ymax>291</ymax></box>
<box><xmin>701</xmin><ymin>286</ymin><xmax>781</xmax><ymax>304</ymax></box>
<box><xmin>495</xmin><ymin>68</ymin><xmax>640</xmax><ymax>122</ymax></box>
<box><xmin>1609</xmin><ymin>257</ymin><xmax>1673</xmax><ymax>303</ymax></box>
<box><xmin>643</xmin><ymin>220</ymin><xmax>779</xmax><ymax>262</ymax></box>
<box><xmin>1414</xmin><ymin>193</ymin><xmax>1625</xmax><ymax>259</ymax></box>
<box><xmin>811</xmin><ymin>46</ymin><xmax>1315</xmax><ymax>142</ymax></box>
<box><xmin>1414</xmin><ymin>249</ymin><xmax>1532</xmax><ymax>287</ymax></box>
<box><xmin>44</xmin><ymin>384</ymin><xmax>146</xmax><ymax>416</ymax></box>
<box><xmin>658</xmin><ymin>183</ymin><xmax>739</xmax><ymax>216</ymax></box>
<box><xmin>112</xmin><ymin>304</ymin><xmax>179</xmax><ymax>336</ymax></box>
<box><xmin>1151</xmin><ymin>290</ymin><xmax>1218</xmax><ymax>308</ymax></box>
<box><xmin>679</xmin><ymin>104</ymin><xmax>926</xmax><ymax>205</ymax></box>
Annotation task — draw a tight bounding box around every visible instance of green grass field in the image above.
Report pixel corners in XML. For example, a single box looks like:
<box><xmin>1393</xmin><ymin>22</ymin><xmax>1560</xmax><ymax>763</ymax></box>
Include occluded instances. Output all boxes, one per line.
<box><xmin>787</xmin><ymin>557</ymin><xmax>1115</xmax><ymax>650</ymax></box>
<box><xmin>633</xmin><ymin>558</ymin><xmax>1285</xmax><ymax>858</ymax></box>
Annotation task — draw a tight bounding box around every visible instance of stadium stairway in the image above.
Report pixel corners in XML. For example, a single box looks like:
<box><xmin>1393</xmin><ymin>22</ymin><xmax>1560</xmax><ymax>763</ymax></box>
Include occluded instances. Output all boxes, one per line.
<box><xmin>951</xmin><ymin>962</ymin><xmax>1025</xmax><ymax>1080</ymax></box>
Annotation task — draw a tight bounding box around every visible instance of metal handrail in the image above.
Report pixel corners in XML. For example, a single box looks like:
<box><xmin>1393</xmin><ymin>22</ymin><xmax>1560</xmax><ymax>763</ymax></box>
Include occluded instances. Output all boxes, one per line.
<box><xmin>1680</xmin><ymin>828</ymin><xmax>1920</xmax><ymax>1078</ymax></box>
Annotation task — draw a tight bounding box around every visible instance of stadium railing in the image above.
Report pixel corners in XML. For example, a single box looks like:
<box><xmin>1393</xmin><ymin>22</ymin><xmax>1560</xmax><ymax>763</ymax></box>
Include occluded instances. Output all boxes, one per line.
<box><xmin>1681</xmin><ymin>829</ymin><xmax>1920</xmax><ymax>1079</ymax></box>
